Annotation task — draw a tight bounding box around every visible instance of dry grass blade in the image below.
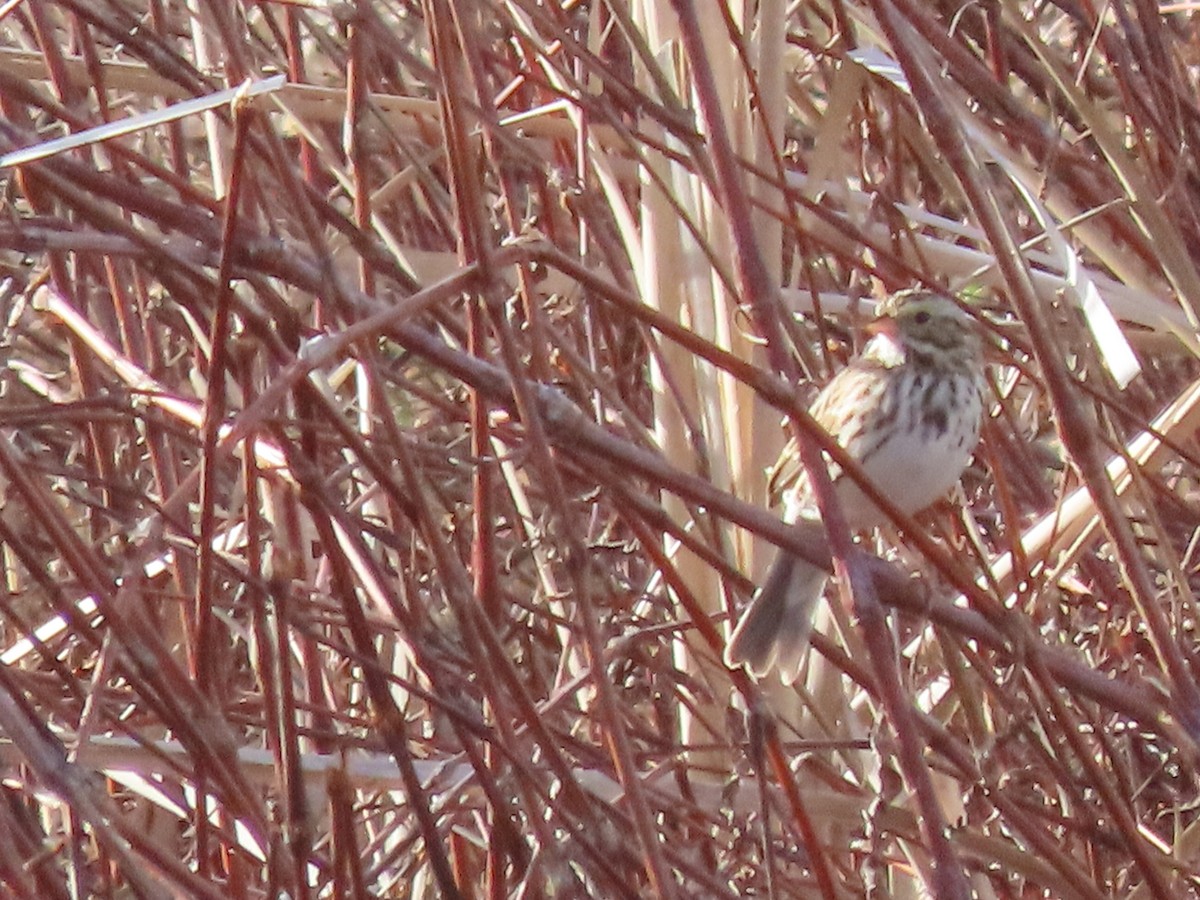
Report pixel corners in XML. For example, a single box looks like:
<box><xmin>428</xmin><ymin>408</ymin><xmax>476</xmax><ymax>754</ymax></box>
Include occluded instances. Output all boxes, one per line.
<box><xmin>1</xmin><ymin>1</ymin><xmax>1200</xmax><ymax>897</ymax></box>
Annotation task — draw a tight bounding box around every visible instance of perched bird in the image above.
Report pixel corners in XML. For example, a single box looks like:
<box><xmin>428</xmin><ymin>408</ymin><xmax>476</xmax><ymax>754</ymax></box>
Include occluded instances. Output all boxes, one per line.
<box><xmin>725</xmin><ymin>291</ymin><xmax>984</xmax><ymax>683</ymax></box>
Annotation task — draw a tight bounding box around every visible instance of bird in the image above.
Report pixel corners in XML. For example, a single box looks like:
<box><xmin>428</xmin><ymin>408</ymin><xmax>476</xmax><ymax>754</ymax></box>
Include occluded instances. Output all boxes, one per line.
<box><xmin>724</xmin><ymin>291</ymin><xmax>985</xmax><ymax>683</ymax></box>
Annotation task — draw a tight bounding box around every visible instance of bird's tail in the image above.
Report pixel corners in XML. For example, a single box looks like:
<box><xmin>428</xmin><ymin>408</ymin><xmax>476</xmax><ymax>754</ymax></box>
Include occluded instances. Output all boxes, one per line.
<box><xmin>724</xmin><ymin>551</ymin><xmax>827</xmax><ymax>684</ymax></box>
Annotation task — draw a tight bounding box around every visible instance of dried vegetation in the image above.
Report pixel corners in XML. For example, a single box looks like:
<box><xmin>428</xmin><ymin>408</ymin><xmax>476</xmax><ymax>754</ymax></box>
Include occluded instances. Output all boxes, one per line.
<box><xmin>2</xmin><ymin>1</ymin><xmax>1200</xmax><ymax>897</ymax></box>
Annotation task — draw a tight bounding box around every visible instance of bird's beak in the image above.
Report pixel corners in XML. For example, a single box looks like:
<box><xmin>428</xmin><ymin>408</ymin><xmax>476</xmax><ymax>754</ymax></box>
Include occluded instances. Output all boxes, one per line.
<box><xmin>865</xmin><ymin>315</ymin><xmax>898</xmax><ymax>338</ymax></box>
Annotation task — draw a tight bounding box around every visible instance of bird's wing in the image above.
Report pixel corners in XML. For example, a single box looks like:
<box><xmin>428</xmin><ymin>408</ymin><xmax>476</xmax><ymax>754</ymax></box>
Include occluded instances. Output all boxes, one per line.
<box><xmin>766</xmin><ymin>356</ymin><xmax>890</xmax><ymax>508</ymax></box>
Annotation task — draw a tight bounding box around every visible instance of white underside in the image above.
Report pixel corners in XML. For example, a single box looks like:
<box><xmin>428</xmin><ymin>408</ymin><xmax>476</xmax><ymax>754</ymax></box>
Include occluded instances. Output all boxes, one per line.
<box><xmin>786</xmin><ymin>390</ymin><xmax>982</xmax><ymax>529</ymax></box>
<box><xmin>842</xmin><ymin>411</ymin><xmax>977</xmax><ymax>523</ymax></box>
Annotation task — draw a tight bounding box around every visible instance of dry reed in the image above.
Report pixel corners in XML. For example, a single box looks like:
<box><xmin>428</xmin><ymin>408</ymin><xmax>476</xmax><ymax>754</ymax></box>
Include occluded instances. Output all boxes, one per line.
<box><xmin>1</xmin><ymin>1</ymin><xmax>1199</xmax><ymax>897</ymax></box>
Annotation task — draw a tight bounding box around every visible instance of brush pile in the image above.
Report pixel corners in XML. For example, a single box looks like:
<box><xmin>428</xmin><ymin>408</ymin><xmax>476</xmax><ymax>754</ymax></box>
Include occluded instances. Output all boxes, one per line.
<box><xmin>1</xmin><ymin>2</ymin><xmax>1199</xmax><ymax>897</ymax></box>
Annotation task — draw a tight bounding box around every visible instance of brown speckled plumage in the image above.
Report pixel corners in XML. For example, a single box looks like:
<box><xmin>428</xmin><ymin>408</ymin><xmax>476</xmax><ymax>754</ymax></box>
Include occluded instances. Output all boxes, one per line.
<box><xmin>725</xmin><ymin>292</ymin><xmax>984</xmax><ymax>683</ymax></box>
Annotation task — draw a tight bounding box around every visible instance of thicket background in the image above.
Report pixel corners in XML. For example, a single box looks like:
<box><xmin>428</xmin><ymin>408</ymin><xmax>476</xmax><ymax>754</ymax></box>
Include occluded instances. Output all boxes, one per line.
<box><xmin>1</xmin><ymin>1</ymin><xmax>1199</xmax><ymax>897</ymax></box>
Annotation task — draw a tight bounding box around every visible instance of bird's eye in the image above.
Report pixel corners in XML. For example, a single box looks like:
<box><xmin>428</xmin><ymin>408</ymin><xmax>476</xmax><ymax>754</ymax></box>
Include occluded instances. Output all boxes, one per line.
<box><xmin>913</xmin><ymin>310</ymin><xmax>932</xmax><ymax>325</ymax></box>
